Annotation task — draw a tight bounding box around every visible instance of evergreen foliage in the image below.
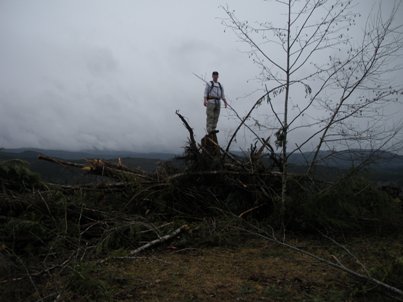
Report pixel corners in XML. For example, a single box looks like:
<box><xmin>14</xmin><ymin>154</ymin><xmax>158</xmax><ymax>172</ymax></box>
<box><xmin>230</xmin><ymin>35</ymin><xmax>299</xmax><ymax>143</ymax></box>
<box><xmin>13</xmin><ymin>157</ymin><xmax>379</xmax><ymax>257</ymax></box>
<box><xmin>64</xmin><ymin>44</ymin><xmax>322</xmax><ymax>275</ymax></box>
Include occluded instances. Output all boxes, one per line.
<box><xmin>0</xmin><ymin>160</ymin><xmax>43</xmax><ymax>192</ymax></box>
<box><xmin>286</xmin><ymin>176</ymin><xmax>402</xmax><ymax>233</ymax></box>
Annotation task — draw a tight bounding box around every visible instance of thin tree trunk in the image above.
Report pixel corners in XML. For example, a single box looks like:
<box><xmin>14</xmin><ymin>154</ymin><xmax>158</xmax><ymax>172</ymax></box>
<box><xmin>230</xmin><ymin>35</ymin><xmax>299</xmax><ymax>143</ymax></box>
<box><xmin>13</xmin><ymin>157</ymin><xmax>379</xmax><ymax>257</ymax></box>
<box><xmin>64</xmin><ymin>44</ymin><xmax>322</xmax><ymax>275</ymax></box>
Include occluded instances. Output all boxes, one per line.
<box><xmin>280</xmin><ymin>0</ymin><xmax>292</xmax><ymax>235</ymax></box>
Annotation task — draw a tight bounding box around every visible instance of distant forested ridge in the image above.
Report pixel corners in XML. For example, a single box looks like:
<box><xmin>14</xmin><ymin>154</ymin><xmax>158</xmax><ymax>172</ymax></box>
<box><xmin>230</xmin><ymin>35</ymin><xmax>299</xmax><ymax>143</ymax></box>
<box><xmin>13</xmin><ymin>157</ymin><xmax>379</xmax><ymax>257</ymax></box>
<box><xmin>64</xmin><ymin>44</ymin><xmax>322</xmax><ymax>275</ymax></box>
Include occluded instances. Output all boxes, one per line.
<box><xmin>1</xmin><ymin>148</ymin><xmax>403</xmax><ymax>186</ymax></box>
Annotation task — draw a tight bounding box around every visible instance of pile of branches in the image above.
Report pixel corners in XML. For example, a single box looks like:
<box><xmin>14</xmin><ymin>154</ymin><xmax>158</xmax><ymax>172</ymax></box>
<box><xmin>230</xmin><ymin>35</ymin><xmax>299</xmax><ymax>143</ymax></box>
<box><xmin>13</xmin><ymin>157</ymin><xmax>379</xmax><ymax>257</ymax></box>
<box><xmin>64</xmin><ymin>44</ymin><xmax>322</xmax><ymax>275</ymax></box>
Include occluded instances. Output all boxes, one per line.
<box><xmin>29</xmin><ymin>110</ymin><xmax>403</xmax><ymax>230</ymax></box>
<box><xmin>36</xmin><ymin>139</ymin><xmax>291</xmax><ymax>224</ymax></box>
<box><xmin>31</xmin><ymin>112</ymin><xmax>289</xmax><ymax>222</ymax></box>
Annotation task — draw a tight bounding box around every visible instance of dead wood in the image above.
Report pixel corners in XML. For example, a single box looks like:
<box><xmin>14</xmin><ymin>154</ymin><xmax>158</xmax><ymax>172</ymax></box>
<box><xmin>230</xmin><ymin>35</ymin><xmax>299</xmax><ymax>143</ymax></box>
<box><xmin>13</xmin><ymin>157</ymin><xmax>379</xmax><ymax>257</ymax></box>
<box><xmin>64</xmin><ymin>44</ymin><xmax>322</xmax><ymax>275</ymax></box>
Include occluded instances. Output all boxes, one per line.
<box><xmin>201</xmin><ymin>132</ymin><xmax>220</xmax><ymax>156</ymax></box>
<box><xmin>175</xmin><ymin>110</ymin><xmax>198</xmax><ymax>155</ymax></box>
<box><xmin>38</xmin><ymin>154</ymin><xmax>153</xmax><ymax>183</ymax></box>
<box><xmin>0</xmin><ymin>250</ymin><xmax>75</xmax><ymax>285</ymax></box>
<box><xmin>238</xmin><ymin>204</ymin><xmax>265</xmax><ymax>218</ymax></box>
<box><xmin>37</xmin><ymin>154</ymin><xmax>84</xmax><ymax>169</ymax></box>
<box><xmin>129</xmin><ymin>224</ymin><xmax>189</xmax><ymax>255</ymax></box>
<box><xmin>47</xmin><ymin>182</ymin><xmax>133</xmax><ymax>191</ymax></box>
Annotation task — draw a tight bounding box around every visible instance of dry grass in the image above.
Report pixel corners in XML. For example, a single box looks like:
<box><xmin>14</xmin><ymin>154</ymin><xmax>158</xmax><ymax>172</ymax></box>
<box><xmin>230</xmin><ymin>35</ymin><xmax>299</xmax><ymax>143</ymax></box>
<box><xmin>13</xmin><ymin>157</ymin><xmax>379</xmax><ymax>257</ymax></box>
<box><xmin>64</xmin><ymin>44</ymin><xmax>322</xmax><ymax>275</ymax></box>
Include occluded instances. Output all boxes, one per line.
<box><xmin>93</xmin><ymin>237</ymin><xmax>401</xmax><ymax>302</ymax></box>
<box><xmin>2</xmin><ymin>235</ymin><xmax>402</xmax><ymax>301</ymax></box>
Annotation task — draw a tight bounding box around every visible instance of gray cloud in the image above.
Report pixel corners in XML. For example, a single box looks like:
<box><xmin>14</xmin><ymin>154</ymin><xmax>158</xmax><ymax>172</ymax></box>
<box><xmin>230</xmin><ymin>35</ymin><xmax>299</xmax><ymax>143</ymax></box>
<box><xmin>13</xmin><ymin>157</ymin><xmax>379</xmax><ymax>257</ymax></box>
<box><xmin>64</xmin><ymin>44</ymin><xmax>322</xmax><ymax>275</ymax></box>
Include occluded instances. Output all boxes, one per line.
<box><xmin>85</xmin><ymin>47</ymin><xmax>119</xmax><ymax>76</ymax></box>
<box><xmin>0</xmin><ymin>0</ymin><xmax>402</xmax><ymax>153</ymax></box>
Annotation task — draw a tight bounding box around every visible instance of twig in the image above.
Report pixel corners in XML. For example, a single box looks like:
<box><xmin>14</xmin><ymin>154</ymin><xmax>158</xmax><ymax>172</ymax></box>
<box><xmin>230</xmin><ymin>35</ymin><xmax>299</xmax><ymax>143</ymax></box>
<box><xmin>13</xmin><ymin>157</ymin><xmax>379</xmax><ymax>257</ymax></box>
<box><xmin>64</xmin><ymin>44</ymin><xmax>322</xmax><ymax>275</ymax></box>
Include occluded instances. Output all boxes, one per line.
<box><xmin>320</xmin><ymin>231</ymin><xmax>371</xmax><ymax>277</ymax></box>
<box><xmin>0</xmin><ymin>251</ymin><xmax>75</xmax><ymax>284</ymax></box>
<box><xmin>123</xmin><ymin>183</ymin><xmax>167</xmax><ymax>209</ymax></box>
<box><xmin>238</xmin><ymin>204</ymin><xmax>265</xmax><ymax>218</ymax></box>
<box><xmin>225</xmin><ymin>84</ymin><xmax>285</xmax><ymax>154</ymax></box>
<box><xmin>15</xmin><ymin>253</ymin><xmax>43</xmax><ymax>300</ymax></box>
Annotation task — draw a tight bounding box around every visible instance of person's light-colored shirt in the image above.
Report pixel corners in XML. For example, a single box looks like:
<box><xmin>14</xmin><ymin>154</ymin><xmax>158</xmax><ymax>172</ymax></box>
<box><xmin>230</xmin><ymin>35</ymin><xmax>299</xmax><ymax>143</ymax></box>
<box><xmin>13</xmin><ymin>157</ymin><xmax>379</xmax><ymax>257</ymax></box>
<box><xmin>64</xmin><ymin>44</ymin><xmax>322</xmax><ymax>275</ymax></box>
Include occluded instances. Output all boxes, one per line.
<box><xmin>204</xmin><ymin>81</ymin><xmax>225</xmax><ymax>100</ymax></box>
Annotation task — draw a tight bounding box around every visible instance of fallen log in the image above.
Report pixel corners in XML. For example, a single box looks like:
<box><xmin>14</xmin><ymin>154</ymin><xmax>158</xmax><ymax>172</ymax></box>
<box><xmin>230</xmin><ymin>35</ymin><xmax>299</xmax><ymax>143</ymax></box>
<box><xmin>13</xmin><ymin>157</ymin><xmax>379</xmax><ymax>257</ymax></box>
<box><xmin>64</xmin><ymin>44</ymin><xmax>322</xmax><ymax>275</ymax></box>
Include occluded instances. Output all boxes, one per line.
<box><xmin>38</xmin><ymin>155</ymin><xmax>153</xmax><ymax>183</ymax></box>
<box><xmin>129</xmin><ymin>224</ymin><xmax>189</xmax><ymax>255</ymax></box>
<box><xmin>47</xmin><ymin>182</ymin><xmax>133</xmax><ymax>191</ymax></box>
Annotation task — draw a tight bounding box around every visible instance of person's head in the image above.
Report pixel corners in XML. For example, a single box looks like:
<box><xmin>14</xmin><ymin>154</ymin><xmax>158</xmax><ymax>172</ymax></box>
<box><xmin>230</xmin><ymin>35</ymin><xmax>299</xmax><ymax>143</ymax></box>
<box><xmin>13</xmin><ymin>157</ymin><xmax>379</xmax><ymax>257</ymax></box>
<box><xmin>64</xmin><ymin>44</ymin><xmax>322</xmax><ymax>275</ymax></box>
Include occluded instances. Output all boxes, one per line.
<box><xmin>212</xmin><ymin>71</ymin><xmax>219</xmax><ymax>82</ymax></box>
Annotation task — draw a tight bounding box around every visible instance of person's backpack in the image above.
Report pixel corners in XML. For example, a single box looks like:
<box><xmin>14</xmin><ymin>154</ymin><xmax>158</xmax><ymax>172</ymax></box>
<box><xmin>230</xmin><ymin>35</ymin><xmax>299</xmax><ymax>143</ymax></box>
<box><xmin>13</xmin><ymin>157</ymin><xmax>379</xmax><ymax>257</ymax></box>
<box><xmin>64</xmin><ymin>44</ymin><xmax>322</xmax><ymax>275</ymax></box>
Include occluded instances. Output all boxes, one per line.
<box><xmin>208</xmin><ymin>81</ymin><xmax>222</xmax><ymax>98</ymax></box>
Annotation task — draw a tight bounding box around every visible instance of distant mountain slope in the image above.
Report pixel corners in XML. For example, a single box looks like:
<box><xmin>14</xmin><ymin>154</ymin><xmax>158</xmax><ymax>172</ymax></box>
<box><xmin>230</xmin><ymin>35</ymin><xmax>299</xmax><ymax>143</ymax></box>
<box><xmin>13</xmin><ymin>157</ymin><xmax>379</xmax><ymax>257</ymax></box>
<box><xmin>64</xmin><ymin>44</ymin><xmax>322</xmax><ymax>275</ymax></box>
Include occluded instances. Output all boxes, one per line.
<box><xmin>288</xmin><ymin>149</ymin><xmax>403</xmax><ymax>170</ymax></box>
<box><xmin>1</xmin><ymin>148</ymin><xmax>402</xmax><ymax>185</ymax></box>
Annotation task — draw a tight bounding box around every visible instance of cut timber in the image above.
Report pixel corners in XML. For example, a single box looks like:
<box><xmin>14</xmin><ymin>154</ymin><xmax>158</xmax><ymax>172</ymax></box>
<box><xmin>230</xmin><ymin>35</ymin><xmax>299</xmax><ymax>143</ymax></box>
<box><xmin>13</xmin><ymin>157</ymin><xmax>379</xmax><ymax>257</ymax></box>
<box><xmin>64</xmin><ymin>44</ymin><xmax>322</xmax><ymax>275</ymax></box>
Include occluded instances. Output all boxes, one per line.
<box><xmin>38</xmin><ymin>154</ymin><xmax>153</xmax><ymax>183</ymax></box>
<box><xmin>129</xmin><ymin>224</ymin><xmax>189</xmax><ymax>255</ymax></box>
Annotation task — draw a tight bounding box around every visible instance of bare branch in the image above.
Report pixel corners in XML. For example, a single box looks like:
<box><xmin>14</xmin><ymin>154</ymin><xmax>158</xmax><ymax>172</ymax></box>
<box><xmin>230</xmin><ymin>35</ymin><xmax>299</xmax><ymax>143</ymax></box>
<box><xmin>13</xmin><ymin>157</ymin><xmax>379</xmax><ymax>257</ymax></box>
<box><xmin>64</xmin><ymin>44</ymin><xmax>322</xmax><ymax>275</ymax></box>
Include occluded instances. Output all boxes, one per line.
<box><xmin>221</xmin><ymin>5</ymin><xmax>286</xmax><ymax>73</ymax></box>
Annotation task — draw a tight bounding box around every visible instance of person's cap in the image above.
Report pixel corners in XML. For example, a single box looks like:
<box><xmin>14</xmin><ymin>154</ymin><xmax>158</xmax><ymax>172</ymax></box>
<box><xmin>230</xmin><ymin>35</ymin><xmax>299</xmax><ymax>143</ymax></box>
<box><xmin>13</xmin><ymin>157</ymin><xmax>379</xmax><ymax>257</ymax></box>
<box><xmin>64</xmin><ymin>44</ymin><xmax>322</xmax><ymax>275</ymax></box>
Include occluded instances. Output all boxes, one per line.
<box><xmin>212</xmin><ymin>71</ymin><xmax>219</xmax><ymax>75</ymax></box>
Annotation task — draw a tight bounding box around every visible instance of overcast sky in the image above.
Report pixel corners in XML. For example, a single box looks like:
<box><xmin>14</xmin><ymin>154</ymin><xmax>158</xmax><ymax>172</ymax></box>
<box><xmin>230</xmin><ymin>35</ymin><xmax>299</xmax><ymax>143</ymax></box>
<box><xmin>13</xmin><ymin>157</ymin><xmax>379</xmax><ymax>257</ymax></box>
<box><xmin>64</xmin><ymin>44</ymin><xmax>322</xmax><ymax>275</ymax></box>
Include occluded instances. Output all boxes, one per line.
<box><xmin>1</xmin><ymin>0</ymin><xmax>402</xmax><ymax>153</ymax></box>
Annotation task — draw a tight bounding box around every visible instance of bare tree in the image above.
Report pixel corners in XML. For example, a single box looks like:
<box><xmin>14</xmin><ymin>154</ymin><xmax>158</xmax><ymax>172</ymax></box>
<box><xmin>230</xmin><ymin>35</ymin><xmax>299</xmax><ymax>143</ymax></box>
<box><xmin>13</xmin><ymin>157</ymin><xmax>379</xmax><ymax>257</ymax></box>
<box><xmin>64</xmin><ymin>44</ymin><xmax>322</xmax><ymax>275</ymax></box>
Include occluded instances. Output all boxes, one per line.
<box><xmin>221</xmin><ymin>0</ymin><xmax>403</xmax><ymax>225</ymax></box>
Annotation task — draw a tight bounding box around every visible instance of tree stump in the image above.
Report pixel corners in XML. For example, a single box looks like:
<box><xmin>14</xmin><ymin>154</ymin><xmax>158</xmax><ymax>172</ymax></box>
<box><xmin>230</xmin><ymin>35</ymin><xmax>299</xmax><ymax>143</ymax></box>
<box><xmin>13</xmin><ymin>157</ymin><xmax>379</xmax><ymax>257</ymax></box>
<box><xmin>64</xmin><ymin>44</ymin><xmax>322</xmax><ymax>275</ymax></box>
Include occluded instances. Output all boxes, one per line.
<box><xmin>201</xmin><ymin>132</ymin><xmax>220</xmax><ymax>156</ymax></box>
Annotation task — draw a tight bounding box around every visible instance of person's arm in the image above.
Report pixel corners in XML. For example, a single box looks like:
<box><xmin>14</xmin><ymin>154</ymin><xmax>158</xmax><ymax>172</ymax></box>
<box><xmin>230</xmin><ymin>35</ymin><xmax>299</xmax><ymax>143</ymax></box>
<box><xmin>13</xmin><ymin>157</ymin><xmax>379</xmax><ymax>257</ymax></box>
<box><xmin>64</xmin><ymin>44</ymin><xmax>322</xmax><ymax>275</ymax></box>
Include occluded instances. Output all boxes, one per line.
<box><xmin>221</xmin><ymin>85</ymin><xmax>228</xmax><ymax>108</ymax></box>
<box><xmin>222</xmin><ymin>98</ymin><xmax>228</xmax><ymax>108</ymax></box>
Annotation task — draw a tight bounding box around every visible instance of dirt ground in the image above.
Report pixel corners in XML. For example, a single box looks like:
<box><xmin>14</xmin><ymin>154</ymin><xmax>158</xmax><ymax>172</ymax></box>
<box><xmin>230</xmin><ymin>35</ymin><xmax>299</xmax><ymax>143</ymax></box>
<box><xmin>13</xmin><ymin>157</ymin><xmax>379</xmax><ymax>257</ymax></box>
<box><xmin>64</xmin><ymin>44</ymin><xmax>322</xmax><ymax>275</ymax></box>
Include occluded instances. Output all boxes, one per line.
<box><xmin>93</xmin><ymin>236</ymin><xmax>402</xmax><ymax>302</ymax></box>
<box><xmin>4</xmin><ymin>235</ymin><xmax>401</xmax><ymax>301</ymax></box>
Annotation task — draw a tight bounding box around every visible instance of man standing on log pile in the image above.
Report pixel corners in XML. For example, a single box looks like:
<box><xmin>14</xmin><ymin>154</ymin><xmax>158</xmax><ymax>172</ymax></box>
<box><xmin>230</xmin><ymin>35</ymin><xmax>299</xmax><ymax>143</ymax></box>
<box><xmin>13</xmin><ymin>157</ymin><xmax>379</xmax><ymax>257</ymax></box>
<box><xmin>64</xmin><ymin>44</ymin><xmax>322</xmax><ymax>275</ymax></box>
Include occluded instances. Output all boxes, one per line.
<box><xmin>203</xmin><ymin>71</ymin><xmax>228</xmax><ymax>135</ymax></box>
